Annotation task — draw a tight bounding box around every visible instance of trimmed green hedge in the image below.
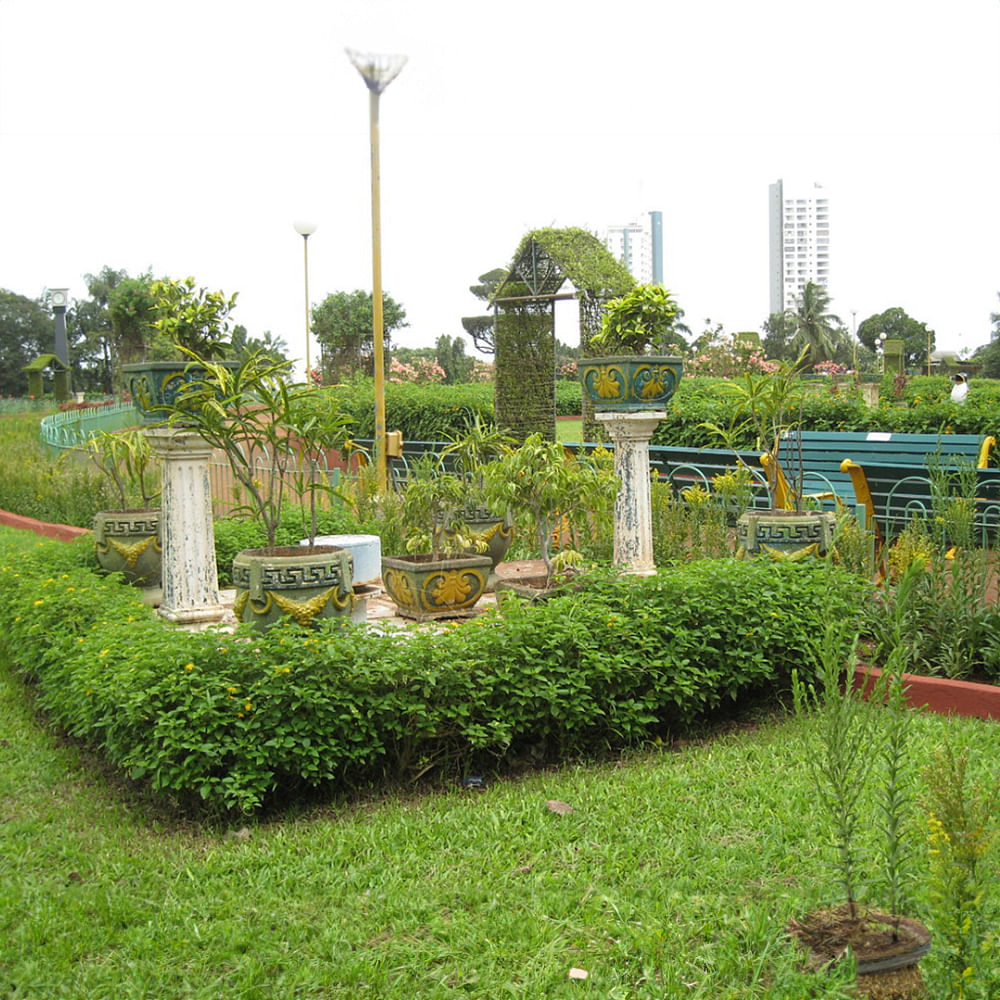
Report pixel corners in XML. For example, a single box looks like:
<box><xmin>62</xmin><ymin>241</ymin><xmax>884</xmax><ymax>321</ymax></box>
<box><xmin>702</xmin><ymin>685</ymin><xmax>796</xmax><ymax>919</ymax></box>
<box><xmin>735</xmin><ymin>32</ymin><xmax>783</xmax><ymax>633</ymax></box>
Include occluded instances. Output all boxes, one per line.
<box><xmin>328</xmin><ymin>379</ymin><xmax>582</xmax><ymax>441</ymax></box>
<box><xmin>0</xmin><ymin>527</ymin><xmax>859</xmax><ymax>813</ymax></box>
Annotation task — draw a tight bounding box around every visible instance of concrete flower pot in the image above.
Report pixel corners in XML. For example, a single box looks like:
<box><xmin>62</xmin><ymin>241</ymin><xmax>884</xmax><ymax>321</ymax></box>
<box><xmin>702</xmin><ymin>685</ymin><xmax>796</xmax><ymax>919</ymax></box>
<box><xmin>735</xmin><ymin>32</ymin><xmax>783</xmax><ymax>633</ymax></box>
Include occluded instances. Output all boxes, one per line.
<box><xmin>93</xmin><ymin>508</ymin><xmax>162</xmax><ymax>587</ymax></box>
<box><xmin>232</xmin><ymin>544</ymin><xmax>354</xmax><ymax>630</ymax></box>
<box><xmin>380</xmin><ymin>553</ymin><xmax>492</xmax><ymax>622</ymax></box>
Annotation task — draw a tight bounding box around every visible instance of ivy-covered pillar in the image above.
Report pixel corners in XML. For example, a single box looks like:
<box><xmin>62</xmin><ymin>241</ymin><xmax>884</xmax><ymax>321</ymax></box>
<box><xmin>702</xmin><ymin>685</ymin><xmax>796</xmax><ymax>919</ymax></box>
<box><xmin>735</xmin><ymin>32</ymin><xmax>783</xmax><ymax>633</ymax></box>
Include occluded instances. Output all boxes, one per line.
<box><xmin>146</xmin><ymin>427</ymin><xmax>226</xmax><ymax>625</ymax></box>
<box><xmin>494</xmin><ymin>302</ymin><xmax>556</xmax><ymax>442</ymax></box>
<box><xmin>595</xmin><ymin>410</ymin><xmax>665</xmax><ymax>576</ymax></box>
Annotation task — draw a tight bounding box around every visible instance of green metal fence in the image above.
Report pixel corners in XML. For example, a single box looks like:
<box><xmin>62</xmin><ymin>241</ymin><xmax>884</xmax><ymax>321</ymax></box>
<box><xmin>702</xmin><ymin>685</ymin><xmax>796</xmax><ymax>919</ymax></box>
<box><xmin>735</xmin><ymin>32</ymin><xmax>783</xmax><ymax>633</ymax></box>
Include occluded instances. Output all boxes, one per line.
<box><xmin>39</xmin><ymin>402</ymin><xmax>142</xmax><ymax>454</ymax></box>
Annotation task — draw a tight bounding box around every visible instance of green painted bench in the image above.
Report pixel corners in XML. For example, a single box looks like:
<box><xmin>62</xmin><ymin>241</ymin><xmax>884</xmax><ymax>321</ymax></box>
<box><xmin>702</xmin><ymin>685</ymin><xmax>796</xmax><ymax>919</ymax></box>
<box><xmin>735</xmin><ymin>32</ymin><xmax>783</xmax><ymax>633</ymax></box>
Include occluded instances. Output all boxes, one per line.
<box><xmin>842</xmin><ymin>457</ymin><xmax>1000</xmax><ymax>548</ymax></box>
<box><xmin>762</xmin><ymin>431</ymin><xmax>996</xmax><ymax>511</ymax></box>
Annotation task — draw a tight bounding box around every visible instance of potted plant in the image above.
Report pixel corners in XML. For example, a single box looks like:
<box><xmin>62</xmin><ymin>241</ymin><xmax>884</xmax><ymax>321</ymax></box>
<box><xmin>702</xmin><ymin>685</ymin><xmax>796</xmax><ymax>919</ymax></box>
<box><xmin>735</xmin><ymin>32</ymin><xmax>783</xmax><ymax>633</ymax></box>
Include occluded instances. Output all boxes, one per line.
<box><xmin>789</xmin><ymin>586</ymin><xmax>930</xmax><ymax>997</ymax></box>
<box><xmin>579</xmin><ymin>284</ymin><xmax>684</xmax><ymax>411</ymax></box>
<box><xmin>701</xmin><ymin>350</ymin><xmax>837</xmax><ymax>559</ymax></box>
<box><xmin>380</xmin><ymin>455</ymin><xmax>493</xmax><ymax>621</ymax></box>
<box><xmin>438</xmin><ymin>413</ymin><xmax>516</xmax><ymax>571</ymax></box>
<box><xmin>123</xmin><ymin>276</ymin><xmax>240</xmax><ymax>423</ymax></box>
<box><xmin>163</xmin><ymin>351</ymin><xmax>357</xmax><ymax>630</ymax></box>
<box><xmin>481</xmin><ymin>434</ymin><xmax>618</xmax><ymax>598</ymax></box>
<box><xmin>77</xmin><ymin>428</ymin><xmax>163</xmax><ymax>588</ymax></box>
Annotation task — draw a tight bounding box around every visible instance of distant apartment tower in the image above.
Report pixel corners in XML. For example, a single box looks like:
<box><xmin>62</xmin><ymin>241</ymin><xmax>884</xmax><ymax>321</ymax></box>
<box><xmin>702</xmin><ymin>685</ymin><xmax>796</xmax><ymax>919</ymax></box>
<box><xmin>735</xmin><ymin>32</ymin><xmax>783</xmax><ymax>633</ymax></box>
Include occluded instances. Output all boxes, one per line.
<box><xmin>768</xmin><ymin>180</ymin><xmax>830</xmax><ymax>315</ymax></box>
<box><xmin>603</xmin><ymin>211</ymin><xmax>663</xmax><ymax>285</ymax></box>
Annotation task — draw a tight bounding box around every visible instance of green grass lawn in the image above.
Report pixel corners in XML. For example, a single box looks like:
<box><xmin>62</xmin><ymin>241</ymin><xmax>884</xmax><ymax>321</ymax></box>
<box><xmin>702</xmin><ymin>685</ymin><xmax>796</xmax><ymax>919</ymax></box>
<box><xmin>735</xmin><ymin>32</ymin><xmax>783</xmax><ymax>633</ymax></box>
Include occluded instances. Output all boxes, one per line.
<box><xmin>4</xmin><ymin>661</ymin><xmax>999</xmax><ymax>999</ymax></box>
<box><xmin>556</xmin><ymin>417</ymin><xmax>583</xmax><ymax>442</ymax></box>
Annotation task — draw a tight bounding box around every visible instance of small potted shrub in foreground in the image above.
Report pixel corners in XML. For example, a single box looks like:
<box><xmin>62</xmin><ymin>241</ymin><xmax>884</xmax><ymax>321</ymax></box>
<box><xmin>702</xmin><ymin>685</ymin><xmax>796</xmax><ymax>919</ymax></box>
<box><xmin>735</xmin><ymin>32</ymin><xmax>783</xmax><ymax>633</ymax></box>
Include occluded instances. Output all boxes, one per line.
<box><xmin>77</xmin><ymin>428</ymin><xmax>163</xmax><ymax>588</ymax></box>
<box><xmin>580</xmin><ymin>283</ymin><xmax>684</xmax><ymax>411</ymax></box>
<box><xmin>165</xmin><ymin>352</ymin><xmax>357</xmax><ymax>630</ymax></box>
<box><xmin>380</xmin><ymin>456</ymin><xmax>493</xmax><ymax>621</ymax></box>
<box><xmin>789</xmin><ymin>575</ymin><xmax>930</xmax><ymax>998</ymax></box>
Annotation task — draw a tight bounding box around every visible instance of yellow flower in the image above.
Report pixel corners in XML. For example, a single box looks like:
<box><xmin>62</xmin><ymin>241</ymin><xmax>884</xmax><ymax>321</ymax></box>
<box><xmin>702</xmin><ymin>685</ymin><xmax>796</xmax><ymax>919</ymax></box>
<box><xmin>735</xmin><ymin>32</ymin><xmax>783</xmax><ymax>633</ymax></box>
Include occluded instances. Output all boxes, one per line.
<box><xmin>227</xmin><ymin>686</ymin><xmax>237</xmax><ymax>694</ymax></box>
<box><xmin>100</xmin><ymin>649</ymin><xmax>110</xmax><ymax>657</ymax></box>
<box><xmin>184</xmin><ymin>662</ymin><xmax>195</xmax><ymax>671</ymax></box>
<box><xmin>33</xmin><ymin>599</ymin><xmax>44</xmax><ymax>606</ymax></box>
<box><xmin>244</xmin><ymin>702</ymin><xmax>253</xmax><ymax>712</ymax></box>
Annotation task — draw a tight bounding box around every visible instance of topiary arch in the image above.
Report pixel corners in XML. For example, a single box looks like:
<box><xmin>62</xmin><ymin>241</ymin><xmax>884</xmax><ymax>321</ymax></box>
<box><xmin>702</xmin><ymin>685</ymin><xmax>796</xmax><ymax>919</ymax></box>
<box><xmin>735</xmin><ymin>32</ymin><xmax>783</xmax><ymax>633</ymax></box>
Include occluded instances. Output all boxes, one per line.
<box><xmin>491</xmin><ymin>227</ymin><xmax>634</xmax><ymax>441</ymax></box>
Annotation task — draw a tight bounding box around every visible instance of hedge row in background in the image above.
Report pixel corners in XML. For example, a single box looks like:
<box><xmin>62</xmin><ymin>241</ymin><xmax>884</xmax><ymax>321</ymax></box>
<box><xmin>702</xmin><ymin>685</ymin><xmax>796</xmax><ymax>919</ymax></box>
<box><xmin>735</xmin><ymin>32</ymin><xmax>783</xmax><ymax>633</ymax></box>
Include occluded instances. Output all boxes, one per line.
<box><xmin>326</xmin><ymin>375</ymin><xmax>1000</xmax><ymax>453</ymax></box>
<box><xmin>0</xmin><ymin>527</ymin><xmax>859</xmax><ymax>813</ymax></box>
<box><xmin>328</xmin><ymin>378</ymin><xmax>582</xmax><ymax>441</ymax></box>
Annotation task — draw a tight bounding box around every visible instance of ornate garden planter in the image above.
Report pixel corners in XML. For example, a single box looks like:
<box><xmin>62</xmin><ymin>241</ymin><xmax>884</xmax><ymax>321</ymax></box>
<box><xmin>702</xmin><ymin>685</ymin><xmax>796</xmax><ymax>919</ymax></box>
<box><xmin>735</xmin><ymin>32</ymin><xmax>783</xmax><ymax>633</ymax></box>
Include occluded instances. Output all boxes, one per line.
<box><xmin>579</xmin><ymin>355</ymin><xmax>683</xmax><ymax>411</ymax></box>
<box><xmin>93</xmin><ymin>508</ymin><xmax>162</xmax><ymax>588</ymax></box>
<box><xmin>381</xmin><ymin>553</ymin><xmax>492</xmax><ymax>622</ymax></box>
<box><xmin>456</xmin><ymin>504</ymin><xmax>514</xmax><ymax>571</ymax></box>
<box><xmin>232</xmin><ymin>545</ymin><xmax>354</xmax><ymax>630</ymax></box>
<box><xmin>122</xmin><ymin>361</ymin><xmax>239</xmax><ymax>423</ymax></box>
<box><xmin>736</xmin><ymin>509</ymin><xmax>837</xmax><ymax>560</ymax></box>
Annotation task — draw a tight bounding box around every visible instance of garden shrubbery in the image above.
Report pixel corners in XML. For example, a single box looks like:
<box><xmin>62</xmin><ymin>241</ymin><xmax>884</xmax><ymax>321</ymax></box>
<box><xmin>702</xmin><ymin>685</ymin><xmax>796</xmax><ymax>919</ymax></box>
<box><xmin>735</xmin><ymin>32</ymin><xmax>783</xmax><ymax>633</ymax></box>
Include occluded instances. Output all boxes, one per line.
<box><xmin>0</xmin><ymin>413</ymin><xmax>111</xmax><ymax>526</ymax></box>
<box><xmin>0</xmin><ymin>527</ymin><xmax>859</xmax><ymax>814</ymax></box>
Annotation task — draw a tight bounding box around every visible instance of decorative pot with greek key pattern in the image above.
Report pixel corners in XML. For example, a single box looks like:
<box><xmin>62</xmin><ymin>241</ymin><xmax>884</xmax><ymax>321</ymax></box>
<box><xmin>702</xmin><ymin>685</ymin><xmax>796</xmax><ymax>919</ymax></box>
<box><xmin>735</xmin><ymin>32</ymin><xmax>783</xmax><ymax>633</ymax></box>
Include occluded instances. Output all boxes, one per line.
<box><xmin>93</xmin><ymin>508</ymin><xmax>162</xmax><ymax>587</ymax></box>
<box><xmin>231</xmin><ymin>545</ymin><xmax>354</xmax><ymax>630</ymax></box>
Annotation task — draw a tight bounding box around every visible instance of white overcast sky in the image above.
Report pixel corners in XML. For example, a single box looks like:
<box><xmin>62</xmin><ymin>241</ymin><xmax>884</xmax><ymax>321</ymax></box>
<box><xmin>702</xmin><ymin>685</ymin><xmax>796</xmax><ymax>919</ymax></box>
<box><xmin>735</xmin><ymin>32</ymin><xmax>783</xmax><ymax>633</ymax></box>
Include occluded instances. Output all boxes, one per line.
<box><xmin>1</xmin><ymin>0</ymin><xmax>998</xmax><ymax>371</ymax></box>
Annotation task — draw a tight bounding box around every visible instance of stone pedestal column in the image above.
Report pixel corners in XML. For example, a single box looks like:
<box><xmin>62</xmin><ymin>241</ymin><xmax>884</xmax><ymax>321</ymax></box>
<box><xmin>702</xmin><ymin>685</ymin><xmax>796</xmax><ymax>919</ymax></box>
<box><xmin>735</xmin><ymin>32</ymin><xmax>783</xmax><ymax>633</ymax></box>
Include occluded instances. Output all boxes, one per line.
<box><xmin>596</xmin><ymin>410</ymin><xmax>665</xmax><ymax>577</ymax></box>
<box><xmin>145</xmin><ymin>428</ymin><xmax>225</xmax><ymax>624</ymax></box>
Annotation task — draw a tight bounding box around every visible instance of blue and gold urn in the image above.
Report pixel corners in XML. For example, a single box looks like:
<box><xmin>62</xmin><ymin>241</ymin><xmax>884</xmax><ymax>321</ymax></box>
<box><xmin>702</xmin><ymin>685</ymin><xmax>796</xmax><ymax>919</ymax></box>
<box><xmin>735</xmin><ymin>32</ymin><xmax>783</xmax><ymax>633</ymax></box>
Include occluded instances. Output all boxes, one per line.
<box><xmin>579</xmin><ymin>355</ymin><xmax>683</xmax><ymax>412</ymax></box>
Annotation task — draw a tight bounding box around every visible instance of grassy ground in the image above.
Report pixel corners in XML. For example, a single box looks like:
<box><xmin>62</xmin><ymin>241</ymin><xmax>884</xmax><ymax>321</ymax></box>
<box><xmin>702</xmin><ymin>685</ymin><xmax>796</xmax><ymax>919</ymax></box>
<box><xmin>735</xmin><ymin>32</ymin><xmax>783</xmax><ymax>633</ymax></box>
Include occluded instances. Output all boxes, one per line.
<box><xmin>4</xmin><ymin>662</ymin><xmax>999</xmax><ymax>999</ymax></box>
<box><xmin>556</xmin><ymin>418</ymin><xmax>583</xmax><ymax>443</ymax></box>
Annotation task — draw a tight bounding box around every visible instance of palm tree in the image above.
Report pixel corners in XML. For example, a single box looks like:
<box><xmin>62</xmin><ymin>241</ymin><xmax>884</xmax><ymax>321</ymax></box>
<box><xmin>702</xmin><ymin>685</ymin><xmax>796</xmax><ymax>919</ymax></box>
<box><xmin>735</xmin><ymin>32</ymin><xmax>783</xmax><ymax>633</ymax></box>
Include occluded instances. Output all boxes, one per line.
<box><xmin>787</xmin><ymin>282</ymin><xmax>845</xmax><ymax>365</ymax></box>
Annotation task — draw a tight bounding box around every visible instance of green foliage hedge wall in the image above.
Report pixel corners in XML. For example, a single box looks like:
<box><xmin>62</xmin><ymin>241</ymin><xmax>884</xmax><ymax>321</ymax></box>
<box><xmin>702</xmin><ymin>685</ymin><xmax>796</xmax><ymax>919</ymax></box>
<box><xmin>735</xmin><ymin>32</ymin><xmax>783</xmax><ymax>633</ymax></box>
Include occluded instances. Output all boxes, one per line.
<box><xmin>0</xmin><ymin>528</ymin><xmax>860</xmax><ymax>814</ymax></box>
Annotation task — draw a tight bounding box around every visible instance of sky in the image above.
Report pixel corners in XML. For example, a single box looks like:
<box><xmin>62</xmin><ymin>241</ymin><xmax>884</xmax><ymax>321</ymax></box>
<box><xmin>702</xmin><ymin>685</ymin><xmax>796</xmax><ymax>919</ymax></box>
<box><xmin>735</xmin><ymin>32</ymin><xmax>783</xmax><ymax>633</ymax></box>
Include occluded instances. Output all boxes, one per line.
<box><xmin>1</xmin><ymin>0</ymin><xmax>998</xmax><ymax>376</ymax></box>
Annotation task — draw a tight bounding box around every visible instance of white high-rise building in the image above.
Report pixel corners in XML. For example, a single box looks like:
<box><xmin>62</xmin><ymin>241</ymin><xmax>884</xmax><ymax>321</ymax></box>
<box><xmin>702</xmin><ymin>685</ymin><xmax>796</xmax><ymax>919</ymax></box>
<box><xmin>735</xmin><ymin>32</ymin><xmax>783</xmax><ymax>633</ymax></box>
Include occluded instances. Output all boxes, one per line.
<box><xmin>768</xmin><ymin>180</ymin><xmax>830</xmax><ymax>315</ymax></box>
<box><xmin>603</xmin><ymin>212</ymin><xmax>663</xmax><ymax>285</ymax></box>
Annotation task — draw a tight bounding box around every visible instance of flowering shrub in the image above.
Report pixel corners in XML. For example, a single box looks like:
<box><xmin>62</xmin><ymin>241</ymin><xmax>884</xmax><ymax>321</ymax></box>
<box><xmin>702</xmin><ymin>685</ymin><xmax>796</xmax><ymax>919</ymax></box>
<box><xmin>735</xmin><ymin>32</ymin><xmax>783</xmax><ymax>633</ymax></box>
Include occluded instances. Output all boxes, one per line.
<box><xmin>686</xmin><ymin>333</ymin><xmax>780</xmax><ymax>378</ymax></box>
<box><xmin>468</xmin><ymin>360</ymin><xmax>495</xmax><ymax>383</ymax></box>
<box><xmin>388</xmin><ymin>358</ymin><xmax>446</xmax><ymax>383</ymax></box>
<box><xmin>558</xmin><ymin>361</ymin><xmax>579</xmax><ymax>380</ymax></box>
<box><xmin>813</xmin><ymin>360</ymin><xmax>848</xmax><ymax>377</ymax></box>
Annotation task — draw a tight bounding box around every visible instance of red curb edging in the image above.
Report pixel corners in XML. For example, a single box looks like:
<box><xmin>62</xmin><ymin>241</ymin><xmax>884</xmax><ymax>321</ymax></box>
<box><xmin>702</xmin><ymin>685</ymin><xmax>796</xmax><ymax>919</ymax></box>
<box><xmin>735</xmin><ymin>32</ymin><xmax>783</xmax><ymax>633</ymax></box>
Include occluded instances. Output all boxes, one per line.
<box><xmin>0</xmin><ymin>509</ymin><xmax>89</xmax><ymax>543</ymax></box>
<box><xmin>854</xmin><ymin>665</ymin><xmax>1000</xmax><ymax>722</ymax></box>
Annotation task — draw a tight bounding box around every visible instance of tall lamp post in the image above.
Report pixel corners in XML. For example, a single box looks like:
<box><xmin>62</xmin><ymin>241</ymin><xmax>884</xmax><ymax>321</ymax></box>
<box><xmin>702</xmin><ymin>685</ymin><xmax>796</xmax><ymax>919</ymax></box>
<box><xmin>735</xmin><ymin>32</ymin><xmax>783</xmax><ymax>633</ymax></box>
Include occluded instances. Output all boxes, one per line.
<box><xmin>877</xmin><ymin>331</ymin><xmax>887</xmax><ymax>374</ymax></box>
<box><xmin>293</xmin><ymin>221</ymin><xmax>317</xmax><ymax>383</ymax></box>
<box><xmin>346</xmin><ymin>47</ymin><xmax>407</xmax><ymax>492</ymax></box>
<box><xmin>850</xmin><ymin>309</ymin><xmax>857</xmax><ymax>372</ymax></box>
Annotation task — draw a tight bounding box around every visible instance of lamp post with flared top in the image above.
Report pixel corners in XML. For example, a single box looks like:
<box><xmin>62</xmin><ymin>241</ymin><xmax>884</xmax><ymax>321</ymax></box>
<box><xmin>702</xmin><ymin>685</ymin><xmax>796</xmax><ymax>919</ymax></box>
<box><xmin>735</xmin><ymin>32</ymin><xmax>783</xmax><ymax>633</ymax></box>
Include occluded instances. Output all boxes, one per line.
<box><xmin>346</xmin><ymin>47</ymin><xmax>406</xmax><ymax>492</ymax></box>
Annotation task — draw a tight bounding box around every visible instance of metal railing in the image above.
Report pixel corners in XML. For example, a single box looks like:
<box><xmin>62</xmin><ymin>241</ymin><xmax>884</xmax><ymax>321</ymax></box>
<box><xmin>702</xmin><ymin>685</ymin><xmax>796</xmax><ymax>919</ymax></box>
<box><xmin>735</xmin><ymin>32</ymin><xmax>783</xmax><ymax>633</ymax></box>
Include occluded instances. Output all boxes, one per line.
<box><xmin>39</xmin><ymin>401</ymin><xmax>141</xmax><ymax>453</ymax></box>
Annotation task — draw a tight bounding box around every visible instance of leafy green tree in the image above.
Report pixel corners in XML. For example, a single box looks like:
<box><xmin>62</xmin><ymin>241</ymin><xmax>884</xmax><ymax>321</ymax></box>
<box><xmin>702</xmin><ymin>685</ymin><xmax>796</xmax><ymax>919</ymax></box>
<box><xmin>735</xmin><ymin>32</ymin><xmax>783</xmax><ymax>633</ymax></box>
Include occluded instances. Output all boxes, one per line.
<box><xmin>857</xmin><ymin>307</ymin><xmax>935</xmax><ymax>369</ymax></box>
<box><xmin>435</xmin><ymin>334</ymin><xmax>474</xmax><ymax>383</ymax></box>
<box><xmin>970</xmin><ymin>297</ymin><xmax>1000</xmax><ymax>377</ymax></box>
<box><xmin>107</xmin><ymin>274</ymin><xmax>157</xmax><ymax>370</ymax></box>
<box><xmin>461</xmin><ymin>268</ymin><xmax>506</xmax><ymax>355</ymax></box>
<box><xmin>73</xmin><ymin>266</ymin><xmax>129</xmax><ymax>392</ymax></box>
<box><xmin>0</xmin><ymin>290</ymin><xmax>52</xmax><ymax>396</ymax></box>
<box><xmin>761</xmin><ymin>311</ymin><xmax>795</xmax><ymax>361</ymax></box>
<box><xmin>312</xmin><ymin>289</ymin><xmax>407</xmax><ymax>382</ymax></box>
<box><xmin>230</xmin><ymin>325</ymin><xmax>290</xmax><ymax>368</ymax></box>
<box><xmin>787</xmin><ymin>282</ymin><xmax>846</xmax><ymax>365</ymax></box>
<box><xmin>656</xmin><ymin>303</ymin><xmax>691</xmax><ymax>354</ymax></box>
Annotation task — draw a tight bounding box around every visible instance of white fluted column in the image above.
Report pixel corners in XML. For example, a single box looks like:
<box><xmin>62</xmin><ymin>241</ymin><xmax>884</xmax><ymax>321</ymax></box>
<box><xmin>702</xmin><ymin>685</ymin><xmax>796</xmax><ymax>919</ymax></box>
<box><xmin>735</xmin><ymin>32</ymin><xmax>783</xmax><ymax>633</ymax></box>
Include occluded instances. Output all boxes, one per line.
<box><xmin>145</xmin><ymin>428</ymin><xmax>225</xmax><ymax>624</ymax></box>
<box><xmin>596</xmin><ymin>410</ymin><xmax>665</xmax><ymax>576</ymax></box>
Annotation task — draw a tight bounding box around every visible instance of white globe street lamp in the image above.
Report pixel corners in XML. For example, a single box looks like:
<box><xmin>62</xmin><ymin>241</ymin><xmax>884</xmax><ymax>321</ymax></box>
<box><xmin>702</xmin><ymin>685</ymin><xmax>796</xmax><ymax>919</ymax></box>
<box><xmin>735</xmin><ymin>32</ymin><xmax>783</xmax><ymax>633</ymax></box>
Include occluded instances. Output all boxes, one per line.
<box><xmin>293</xmin><ymin>221</ymin><xmax>317</xmax><ymax>382</ymax></box>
